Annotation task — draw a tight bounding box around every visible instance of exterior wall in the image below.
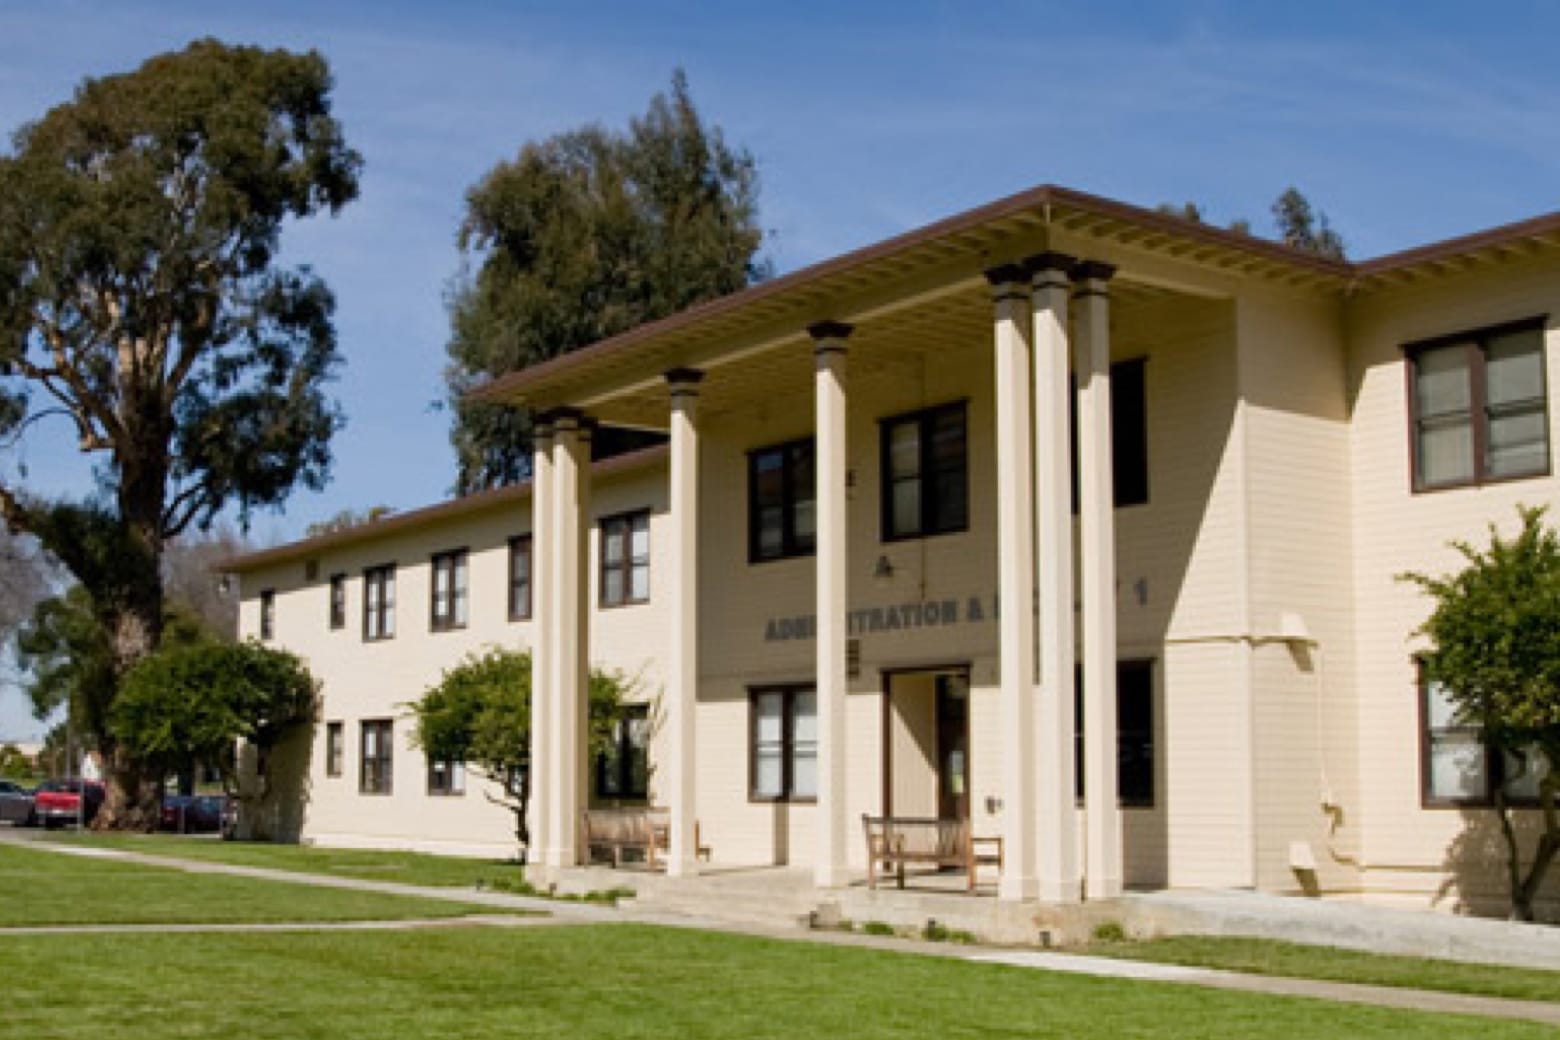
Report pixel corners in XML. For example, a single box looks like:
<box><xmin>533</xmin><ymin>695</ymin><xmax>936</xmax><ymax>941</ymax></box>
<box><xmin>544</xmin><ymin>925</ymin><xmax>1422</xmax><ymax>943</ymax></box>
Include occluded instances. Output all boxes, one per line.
<box><xmin>1347</xmin><ymin>256</ymin><xmax>1560</xmax><ymax>919</ymax></box>
<box><xmin>237</xmin><ymin>462</ymin><xmax>669</xmax><ymax>857</ymax></box>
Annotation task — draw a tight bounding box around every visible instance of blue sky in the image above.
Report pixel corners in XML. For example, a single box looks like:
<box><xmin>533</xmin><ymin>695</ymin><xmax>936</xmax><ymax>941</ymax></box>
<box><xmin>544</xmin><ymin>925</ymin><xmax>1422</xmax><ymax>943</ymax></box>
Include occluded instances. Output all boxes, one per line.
<box><xmin>3</xmin><ymin>1</ymin><xmax>1560</xmax><ymax>738</ymax></box>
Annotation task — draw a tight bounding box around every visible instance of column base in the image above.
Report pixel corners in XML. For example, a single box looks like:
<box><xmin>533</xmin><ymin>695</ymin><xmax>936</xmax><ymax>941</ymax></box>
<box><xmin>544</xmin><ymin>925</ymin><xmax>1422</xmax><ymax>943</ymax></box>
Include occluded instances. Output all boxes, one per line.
<box><xmin>527</xmin><ymin>863</ymin><xmax>561</xmax><ymax>889</ymax></box>
<box><xmin>813</xmin><ymin>862</ymin><xmax>851</xmax><ymax>889</ymax></box>
<box><xmin>665</xmin><ymin>856</ymin><xmax>702</xmax><ymax>879</ymax></box>
<box><xmin>1086</xmin><ymin>875</ymin><xmax>1124</xmax><ymax>900</ymax></box>
<box><xmin>1037</xmin><ymin>877</ymin><xmax>1083</xmax><ymax>904</ymax></box>
<box><xmin>998</xmin><ymin>875</ymin><xmax>1040</xmax><ymax>903</ymax></box>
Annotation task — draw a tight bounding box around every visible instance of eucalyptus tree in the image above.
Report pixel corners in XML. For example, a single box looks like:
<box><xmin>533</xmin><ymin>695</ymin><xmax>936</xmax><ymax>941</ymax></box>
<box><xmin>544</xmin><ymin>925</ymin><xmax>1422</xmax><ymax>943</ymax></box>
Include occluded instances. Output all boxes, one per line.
<box><xmin>0</xmin><ymin>40</ymin><xmax>361</xmax><ymax>826</ymax></box>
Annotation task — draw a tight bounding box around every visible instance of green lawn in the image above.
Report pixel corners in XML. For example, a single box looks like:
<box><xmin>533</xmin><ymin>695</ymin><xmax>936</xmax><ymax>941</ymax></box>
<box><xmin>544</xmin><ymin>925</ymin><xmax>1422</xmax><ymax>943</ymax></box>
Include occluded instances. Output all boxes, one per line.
<box><xmin>46</xmin><ymin>831</ymin><xmax>522</xmax><ymax>888</ymax></box>
<box><xmin>1079</xmin><ymin>935</ymin><xmax>1560</xmax><ymax>1004</ymax></box>
<box><xmin>0</xmin><ymin>843</ymin><xmax>511</xmax><ymax>926</ymax></box>
<box><xmin>2</xmin><ymin>924</ymin><xmax>1554</xmax><ymax>1039</ymax></box>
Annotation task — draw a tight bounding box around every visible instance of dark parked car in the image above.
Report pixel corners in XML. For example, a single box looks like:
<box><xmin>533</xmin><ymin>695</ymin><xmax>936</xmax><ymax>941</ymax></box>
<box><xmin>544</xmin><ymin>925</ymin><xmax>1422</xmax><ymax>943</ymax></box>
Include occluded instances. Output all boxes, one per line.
<box><xmin>160</xmin><ymin>793</ymin><xmax>230</xmax><ymax>834</ymax></box>
<box><xmin>0</xmin><ymin>780</ymin><xmax>35</xmax><ymax>826</ymax></box>
<box><xmin>33</xmin><ymin>779</ymin><xmax>105</xmax><ymax>828</ymax></box>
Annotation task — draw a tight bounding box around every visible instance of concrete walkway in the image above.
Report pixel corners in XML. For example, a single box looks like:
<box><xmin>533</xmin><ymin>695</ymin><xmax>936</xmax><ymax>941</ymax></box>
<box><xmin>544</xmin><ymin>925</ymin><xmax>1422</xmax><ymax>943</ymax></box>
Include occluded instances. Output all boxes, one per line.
<box><xmin>4</xmin><ymin>834</ymin><xmax>1558</xmax><ymax>1027</ymax></box>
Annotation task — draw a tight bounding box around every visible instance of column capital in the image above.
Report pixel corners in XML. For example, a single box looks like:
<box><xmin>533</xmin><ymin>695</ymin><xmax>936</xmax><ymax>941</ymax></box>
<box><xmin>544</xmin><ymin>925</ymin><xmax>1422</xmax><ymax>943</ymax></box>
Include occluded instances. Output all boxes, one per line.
<box><xmin>664</xmin><ymin>367</ymin><xmax>706</xmax><ymax>390</ymax></box>
<box><xmin>531</xmin><ymin>413</ymin><xmax>556</xmax><ymax>441</ymax></box>
<box><xmin>1070</xmin><ymin>259</ymin><xmax>1118</xmax><ymax>285</ymax></box>
<box><xmin>807</xmin><ymin>320</ymin><xmax>854</xmax><ymax>353</ymax></box>
<box><xmin>1023</xmin><ymin>251</ymin><xmax>1077</xmax><ymax>283</ymax></box>
<box><xmin>983</xmin><ymin>261</ymin><xmax>1028</xmax><ymax>287</ymax></box>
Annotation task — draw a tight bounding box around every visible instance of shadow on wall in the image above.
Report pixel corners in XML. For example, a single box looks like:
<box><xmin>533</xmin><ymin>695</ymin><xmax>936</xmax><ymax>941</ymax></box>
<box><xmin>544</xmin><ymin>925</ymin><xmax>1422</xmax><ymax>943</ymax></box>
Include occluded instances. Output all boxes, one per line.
<box><xmin>234</xmin><ymin>720</ymin><xmax>316</xmax><ymax>844</ymax></box>
<box><xmin>1438</xmin><ymin>808</ymin><xmax>1559</xmax><ymax>923</ymax></box>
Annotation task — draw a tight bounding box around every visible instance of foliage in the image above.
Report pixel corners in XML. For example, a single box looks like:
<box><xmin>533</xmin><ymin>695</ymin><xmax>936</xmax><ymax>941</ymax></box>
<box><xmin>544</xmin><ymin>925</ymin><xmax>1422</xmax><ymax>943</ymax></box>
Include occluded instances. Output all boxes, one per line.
<box><xmin>1270</xmin><ymin>186</ymin><xmax>1346</xmax><ymax>259</ymax></box>
<box><xmin>305</xmin><ymin>505</ymin><xmax>396</xmax><ymax>538</ymax></box>
<box><xmin>1400</xmin><ymin>505</ymin><xmax>1560</xmax><ymax>921</ymax></box>
<box><xmin>0</xmin><ymin>40</ymin><xmax>359</xmax><ymax>827</ymax></box>
<box><xmin>0</xmin><ymin>527</ymin><xmax>51</xmax><ymax>642</ymax></box>
<box><xmin>162</xmin><ymin>524</ymin><xmax>251</xmax><ymax>641</ymax></box>
<box><xmin>407</xmin><ymin>647</ymin><xmax>629</xmax><ymax>858</ymax></box>
<box><xmin>0</xmin><ymin>742</ymin><xmax>32</xmax><ymax>778</ymax></box>
<box><xmin>445</xmin><ymin>69</ymin><xmax>766</xmax><ymax>491</ymax></box>
<box><xmin>111</xmin><ymin>638</ymin><xmax>317</xmax><ymax>791</ymax></box>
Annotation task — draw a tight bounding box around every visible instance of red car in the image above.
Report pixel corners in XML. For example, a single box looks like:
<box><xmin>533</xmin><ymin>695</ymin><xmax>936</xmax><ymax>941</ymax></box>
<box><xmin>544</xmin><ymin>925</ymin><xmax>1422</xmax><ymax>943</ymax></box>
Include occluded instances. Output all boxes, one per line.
<box><xmin>32</xmin><ymin>779</ymin><xmax>105</xmax><ymax>828</ymax></box>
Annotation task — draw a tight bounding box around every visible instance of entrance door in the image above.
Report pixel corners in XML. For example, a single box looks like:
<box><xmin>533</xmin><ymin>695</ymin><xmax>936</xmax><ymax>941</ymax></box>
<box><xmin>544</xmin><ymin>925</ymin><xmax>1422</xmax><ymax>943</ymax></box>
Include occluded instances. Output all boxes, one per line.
<box><xmin>935</xmin><ymin>673</ymin><xmax>970</xmax><ymax>821</ymax></box>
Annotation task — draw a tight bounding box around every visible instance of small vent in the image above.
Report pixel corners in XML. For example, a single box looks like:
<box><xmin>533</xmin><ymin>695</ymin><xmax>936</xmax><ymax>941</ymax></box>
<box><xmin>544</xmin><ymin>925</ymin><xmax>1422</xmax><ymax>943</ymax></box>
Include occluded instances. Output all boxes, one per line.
<box><xmin>304</xmin><ymin>559</ymin><xmax>320</xmax><ymax>581</ymax></box>
<box><xmin>846</xmin><ymin>638</ymin><xmax>862</xmax><ymax>680</ymax></box>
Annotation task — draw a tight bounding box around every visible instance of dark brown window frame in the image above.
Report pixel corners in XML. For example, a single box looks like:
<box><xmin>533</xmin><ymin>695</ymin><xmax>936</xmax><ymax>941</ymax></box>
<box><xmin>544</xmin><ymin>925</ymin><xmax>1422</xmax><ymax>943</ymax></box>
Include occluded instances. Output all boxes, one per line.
<box><xmin>259</xmin><ymin>589</ymin><xmax>275</xmax><ymax>641</ymax></box>
<box><xmin>747</xmin><ymin>684</ymin><xmax>817</xmax><ymax>804</ymax></box>
<box><xmin>1418</xmin><ymin>663</ymin><xmax>1543</xmax><ymax>809</ymax></box>
<box><xmin>328</xmin><ymin>573</ymin><xmax>347</xmax><ymax>631</ymax></box>
<box><xmin>325</xmin><ymin>720</ymin><xmax>344</xmax><ymax>778</ymax></box>
<box><xmin>1405</xmin><ymin>317</ymin><xmax>1550</xmax><ymax>493</ymax></box>
<box><xmin>362</xmin><ymin>564</ymin><xmax>396</xmax><ymax>642</ymax></box>
<box><xmin>747</xmin><ymin>437</ymin><xmax>817</xmax><ymax>563</ymax></box>
<box><xmin>429</xmin><ymin>548</ymin><xmax>469</xmax><ymax>633</ymax></box>
<box><xmin>508</xmin><ymin>535</ymin><xmax>533</xmax><ymax>621</ymax></box>
<box><xmin>599</xmin><ymin>510</ymin><xmax>651</xmax><ymax>608</ymax></box>
<box><xmin>595</xmin><ymin>703</ymin><xmax>651</xmax><ymax>802</ymax></box>
<box><xmin>879</xmin><ymin>400</ymin><xmax>970</xmax><ymax>543</ymax></box>
<box><xmin>359</xmin><ymin>718</ymin><xmax>393</xmax><ymax>796</ymax></box>
<box><xmin>426</xmin><ymin>757</ymin><xmax>466</xmax><ymax>797</ymax></box>
<box><xmin>1073</xmin><ymin>658</ymin><xmax>1157</xmax><ymax>809</ymax></box>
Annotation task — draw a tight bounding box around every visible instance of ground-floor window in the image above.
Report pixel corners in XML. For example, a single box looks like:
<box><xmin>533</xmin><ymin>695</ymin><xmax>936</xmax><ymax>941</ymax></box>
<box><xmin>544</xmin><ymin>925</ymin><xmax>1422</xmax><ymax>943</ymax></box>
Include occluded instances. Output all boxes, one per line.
<box><xmin>595</xmin><ymin>704</ymin><xmax>650</xmax><ymax>801</ymax></box>
<box><xmin>1075</xmin><ymin>659</ymin><xmax>1156</xmax><ymax>807</ymax></box>
<box><xmin>426</xmin><ymin>758</ymin><xmax>465</xmax><ymax>796</ymax></box>
<box><xmin>360</xmin><ymin>719</ymin><xmax>393</xmax><ymax>795</ymax></box>
<box><xmin>325</xmin><ymin>721</ymin><xmax>344</xmax><ymax>777</ymax></box>
<box><xmin>1420</xmin><ymin>669</ymin><xmax>1549</xmax><ymax>806</ymax></box>
<box><xmin>749</xmin><ymin>685</ymin><xmax>817</xmax><ymax>802</ymax></box>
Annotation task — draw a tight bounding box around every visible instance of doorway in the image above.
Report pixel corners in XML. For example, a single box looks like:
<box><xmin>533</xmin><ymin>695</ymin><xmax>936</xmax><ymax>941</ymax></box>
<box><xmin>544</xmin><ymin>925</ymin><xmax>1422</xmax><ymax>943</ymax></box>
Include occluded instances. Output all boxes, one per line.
<box><xmin>882</xmin><ymin>665</ymin><xmax>971</xmax><ymax>821</ymax></box>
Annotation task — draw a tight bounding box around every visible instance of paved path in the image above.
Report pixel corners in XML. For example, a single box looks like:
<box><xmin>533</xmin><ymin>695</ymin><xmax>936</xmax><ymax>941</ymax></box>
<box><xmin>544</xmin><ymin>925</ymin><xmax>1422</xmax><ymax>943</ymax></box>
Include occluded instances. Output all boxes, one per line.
<box><xmin>5</xmin><ymin>834</ymin><xmax>1558</xmax><ymax>1028</ymax></box>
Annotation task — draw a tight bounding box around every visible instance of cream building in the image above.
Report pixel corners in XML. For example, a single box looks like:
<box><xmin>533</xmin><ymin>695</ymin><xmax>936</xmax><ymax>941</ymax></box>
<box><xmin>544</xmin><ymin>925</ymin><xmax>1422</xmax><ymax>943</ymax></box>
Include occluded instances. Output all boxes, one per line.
<box><xmin>228</xmin><ymin>184</ymin><xmax>1559</xmax><ymax>918</ymax></box>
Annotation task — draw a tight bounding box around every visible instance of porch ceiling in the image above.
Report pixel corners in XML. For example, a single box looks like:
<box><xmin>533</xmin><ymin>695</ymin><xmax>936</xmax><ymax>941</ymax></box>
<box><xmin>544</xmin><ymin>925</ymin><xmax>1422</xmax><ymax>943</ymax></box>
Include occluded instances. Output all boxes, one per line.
<box><xmin>586</xmin><ymin>277</ymin><xmax>1180</xmax><ymax>431</ymax></box>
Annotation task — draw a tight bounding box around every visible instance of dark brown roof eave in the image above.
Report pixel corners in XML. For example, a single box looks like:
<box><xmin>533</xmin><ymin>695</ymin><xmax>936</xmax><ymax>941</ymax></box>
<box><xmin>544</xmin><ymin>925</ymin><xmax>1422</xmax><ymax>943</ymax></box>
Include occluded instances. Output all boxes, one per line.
<box><xmin>220</xmin><ymin>443</ymin><xmax>669</xmax><ymax>575</ymax></box>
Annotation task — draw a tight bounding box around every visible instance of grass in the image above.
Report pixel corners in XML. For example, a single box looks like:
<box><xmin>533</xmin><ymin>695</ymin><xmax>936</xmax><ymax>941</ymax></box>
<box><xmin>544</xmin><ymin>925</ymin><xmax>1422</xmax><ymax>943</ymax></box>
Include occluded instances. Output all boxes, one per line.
<box><xmin>45</xmin><ymin>831</ymin><xmax>521</xmax><ymax>888</ymax></box>
<box><xmin>1079</xmin><ymin>935</ymin><xmax>1560</xmax><ymax>1004</ymax></box>
<box><xmin>2</xmin><ymin>923</ymin><xmax>1554</xmax><ymax>1039</ymax></box>
<box><xmin>0</xmin><ymin>843</ymin><xmax>512</xmax><ymax>926</ymax></box>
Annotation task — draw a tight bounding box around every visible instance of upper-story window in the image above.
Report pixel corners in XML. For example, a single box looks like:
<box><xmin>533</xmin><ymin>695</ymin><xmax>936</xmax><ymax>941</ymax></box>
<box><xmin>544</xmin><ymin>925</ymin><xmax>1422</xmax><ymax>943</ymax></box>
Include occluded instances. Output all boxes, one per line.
<box><xmin>881</xmin><ymin>401</ymin><xmax>968</xmax><ymax>541</ymax></box>
<box><xmin>362</xmin><ymin>564</ymin><xmax>395</xmax><ymax>641</ymax></box>
<box><xmin>600</xmin><ymin>511</ymin><xmax>650</xmax><ymax>608</ymax></box>
<box><xmin>1408</xmin><ymin>319</ymin><xmax>1549</xmax><ymax>491</ymax></box>
<box><xmin>749</xmin><ymin>438</ymin><xmax>816</xmax><ymax>562</ymax></box>
<box><xmin>430</xmin><ymin>549</ymin><xmax>469</xmax><ymax>632</ymax></box>
<box><xmin>328</xmin><ymin>573</ymin><xmax>346</xmax><ymax>631</ymax></box>
<box><xmin>259</xmin><ymin>589</ymin><xmax>276</xmax><ymax>641</ymax></box>
<box><xmin>509</xmin><ymin>536</ymin><xmax>533</xmax><ymax>621</ymax></box>
<box><xmin>1069</xmin><ymin>357</ymin><xmax>1150</xmax><ymax>510</ymax></box>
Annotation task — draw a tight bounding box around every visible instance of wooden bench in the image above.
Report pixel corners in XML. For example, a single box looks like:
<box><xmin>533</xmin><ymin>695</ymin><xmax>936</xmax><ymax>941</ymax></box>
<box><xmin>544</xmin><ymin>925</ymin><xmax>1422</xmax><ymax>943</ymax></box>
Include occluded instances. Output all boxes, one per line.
<box><xmin>861</xmin><ymin>814</ymin><xmax>1004</xmax><ymax>892</ymax></box>
<box><xmin>581</xmin><ymin>807</ymin><xmax>710</xmax><ymax>869</ymax></box>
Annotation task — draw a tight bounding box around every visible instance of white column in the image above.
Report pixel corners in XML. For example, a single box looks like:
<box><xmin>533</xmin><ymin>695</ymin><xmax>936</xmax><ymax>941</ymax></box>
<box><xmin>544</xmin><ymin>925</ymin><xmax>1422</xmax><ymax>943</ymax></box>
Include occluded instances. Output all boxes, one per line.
<box><xmin>528</xmin><ymin>419</ymin><xmax>555</xmax><ymax>874</ymax></box>
<box><xmin>1029</xmin><ymin>253</ymin><xmax>1082</xmax><ymax>904</ymax></box>
<box><xmin>810</xmin><ymin>320</ymin><xmax>852</xmax><ymax>889</ymax></box>
<box><xmin>1074</xmin><ymin>260</ymin><xmax>1122</xmax><ymax>899</ymax></box>
<box><xmin>545</xmin><ymin>410</ymin><xmax>592</xmax><ymax>873</ymax></box>
<box><xmin>666</xmin><ymin>368</ymin><xmax>704</xmax><ymax>877</ymax></box>
<box><xmin>986</xmin><ymin>265</ymin><xmax>1039</xmax><ymax>903</ymax></box>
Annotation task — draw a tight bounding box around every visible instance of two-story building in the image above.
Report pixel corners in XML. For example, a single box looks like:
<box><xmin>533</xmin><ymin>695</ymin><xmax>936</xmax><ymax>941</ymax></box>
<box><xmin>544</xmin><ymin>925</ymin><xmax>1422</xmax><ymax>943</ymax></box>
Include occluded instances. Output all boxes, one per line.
<box><xmin>228</xmin><ymin>184</ymin><xmax>1559</xmax><ymax>918</ymax></box>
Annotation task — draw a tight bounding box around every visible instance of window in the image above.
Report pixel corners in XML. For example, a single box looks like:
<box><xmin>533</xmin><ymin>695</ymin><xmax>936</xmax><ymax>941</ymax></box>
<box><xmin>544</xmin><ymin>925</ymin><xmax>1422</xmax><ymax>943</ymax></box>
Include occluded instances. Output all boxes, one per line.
<box><xmin>508</xmin><ymin>536</ymin><xmax>533</xmax><ymax>621</ymax></box>
<box><xmin>362</xmin><ymin>564</ymin><xmax>395</xmax><ymax>641</ymax></box>
<box><xmin>1420</xmin><ymin>670</ymin><xmax>1549</xmax><ymax>807</ymax></box>
<box><xmin>1408</xmin><ymin>320</ymin><xmax>1549</xmax><ymax>491</ymax></box>
<box><xmin>749</xmin><ymin>439</ymin><xmax>816</xmax><ymax>562</ymax></box>
<box><xmin>427</xmin><ymin>758</ymin><xmax>466</xmax><ymax>797</ymax></box>
<box><xmin>325</xmin><ymin>721</ymin><xmax>344</xmax><ymax>778</ymax></box>
<box><xmin>328</xmin><ymin>574</ymin><xmax>346</xmax><ymax>631</ymax></box>
<box><xmin>1074</xmin><ymin>659</ymin><xmax>1156</xmax><ymax>807</ymax></box>
<box><xmin>359</xmin><ymin>719</ymin><xmax>393</xmax><ymax>795</ymax></box>
<box><xmin>881</xmin><ymin>402</ymin><xmax>968</xmax><ymax>541</ymax></box>
<box><xmin>749</xmin><ymin>685</ymin><xmax>817</xmax><ymax>802</ymax></box>
<box><xmin>596</xmin><ymin>704</ymin><xmax>650</xmax><ymax>801</ymax></box>
<box><xmin>259</xmin><ymin>590</ymin><xmax>275</xmax><ymax>640</ymax></box>
<box><xmin>600</xmin><ymin>511</ymin><xmax>650</xmax><ymax>607</ymax></box>
<box><xmin>1070</xmin><ymin>358</ymin><xmax>1151</xmax><ymax>510</ymax></box>
<box><xmin>430</xmin><ymin>549</ymin><xmax>469</xmax><ymax>632</ymax></box>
